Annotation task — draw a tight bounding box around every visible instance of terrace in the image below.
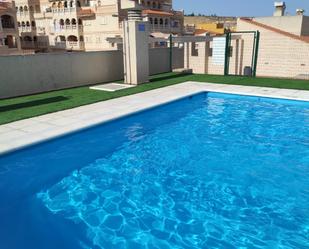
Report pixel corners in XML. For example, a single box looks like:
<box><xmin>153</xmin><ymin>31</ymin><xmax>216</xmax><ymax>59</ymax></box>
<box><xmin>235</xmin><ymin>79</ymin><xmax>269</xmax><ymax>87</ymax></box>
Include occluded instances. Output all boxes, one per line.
<box><xmin>1</xmin><ymin>73</ymin><xmax>309</xmax><ymax>126</ymax></box>
<box><xmin>0</xmin><ymin>1</ymin><xmax>308</xmax><ymax>248</ymax></box>
<box><xmin>0</xmin><ymin>72</ymin><xmax>309</xmax><ymax>154</ymax></box>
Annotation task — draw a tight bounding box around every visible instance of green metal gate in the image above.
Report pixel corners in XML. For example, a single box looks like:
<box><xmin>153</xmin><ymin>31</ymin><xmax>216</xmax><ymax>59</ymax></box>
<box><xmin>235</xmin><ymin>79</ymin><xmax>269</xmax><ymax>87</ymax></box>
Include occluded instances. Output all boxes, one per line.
<box><xmin>224</xmin><ymin>31</ymin><xmax>260</xmax><ymax>77</ymax></box>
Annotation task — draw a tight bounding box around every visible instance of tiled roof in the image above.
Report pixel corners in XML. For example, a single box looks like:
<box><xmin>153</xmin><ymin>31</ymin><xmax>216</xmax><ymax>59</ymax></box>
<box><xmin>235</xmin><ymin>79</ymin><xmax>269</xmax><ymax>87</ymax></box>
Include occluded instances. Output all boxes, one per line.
<box><xmin>240</xmin><ymin>18</ymin><xmax>309</xmax><ymax>44</ymax></box>
<box><xmin>78</xmin><ymin>8</ymin><xmax>95</xmax><ymax>17</ymax></box>
<box><xmin>194</xmin><ymin>28</ymin><xmax>221</xmax><ymax>35</ymax></box>
<box><xmin>143</xmin><ymin>9</ymin><xmax>173</xmax><ymax>17</ymax></box>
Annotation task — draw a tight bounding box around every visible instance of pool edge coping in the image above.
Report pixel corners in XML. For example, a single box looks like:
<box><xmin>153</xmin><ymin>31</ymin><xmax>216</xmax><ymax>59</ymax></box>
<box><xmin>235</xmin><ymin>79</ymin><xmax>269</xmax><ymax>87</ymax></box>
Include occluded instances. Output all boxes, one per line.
<box><xmin>0</xmin><ymin>81</ymin><xmax>309</xmax><ymax>156</ymax></box>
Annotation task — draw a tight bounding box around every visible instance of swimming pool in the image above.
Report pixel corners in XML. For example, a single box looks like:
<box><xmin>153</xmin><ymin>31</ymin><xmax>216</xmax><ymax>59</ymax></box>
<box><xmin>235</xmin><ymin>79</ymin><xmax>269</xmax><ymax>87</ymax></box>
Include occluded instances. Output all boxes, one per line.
<box><xmin>0</xmin><ymin>92</ymin><xmax>308</xmax><ymax>249</ymax></box>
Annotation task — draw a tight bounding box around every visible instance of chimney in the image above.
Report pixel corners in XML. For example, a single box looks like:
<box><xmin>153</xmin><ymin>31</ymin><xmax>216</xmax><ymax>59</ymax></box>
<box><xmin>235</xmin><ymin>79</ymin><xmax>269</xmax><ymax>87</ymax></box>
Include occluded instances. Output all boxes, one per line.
<box><xmin>274</xmin><ymin>2</ymin><xmax>286</xmax><ymax>16</ymax></box>
<box><xmin>296</xmin><ymin>9</ymin><xmax>305</xmax><ymax>16</ymax></box>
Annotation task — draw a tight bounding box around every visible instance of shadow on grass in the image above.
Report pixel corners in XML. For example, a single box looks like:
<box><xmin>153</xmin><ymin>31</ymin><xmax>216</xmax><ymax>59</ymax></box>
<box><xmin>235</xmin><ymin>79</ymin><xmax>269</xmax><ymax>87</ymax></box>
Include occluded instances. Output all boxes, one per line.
<box><xmin>0</xmin><ymin>96</ymin><xmax>69</xmax><ymax>113</ymax></box>
<box><xmin>150</xmin><ymin>72</ymin><xmax>190</xmax><ymax>83</ymax></box>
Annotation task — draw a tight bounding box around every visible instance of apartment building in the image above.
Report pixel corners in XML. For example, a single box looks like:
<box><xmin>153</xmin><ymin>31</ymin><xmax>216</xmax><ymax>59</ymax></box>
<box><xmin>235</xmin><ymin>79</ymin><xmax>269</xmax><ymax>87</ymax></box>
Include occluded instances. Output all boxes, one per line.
<box><xmin>13</xmin><ymin>0</ymin><xmax>184</xmax><ymax>52</ymax></box>
<box><xmin>0</xmin><ymin>0</ymin><xmax>21</xmax><ymax>55</ymax></box>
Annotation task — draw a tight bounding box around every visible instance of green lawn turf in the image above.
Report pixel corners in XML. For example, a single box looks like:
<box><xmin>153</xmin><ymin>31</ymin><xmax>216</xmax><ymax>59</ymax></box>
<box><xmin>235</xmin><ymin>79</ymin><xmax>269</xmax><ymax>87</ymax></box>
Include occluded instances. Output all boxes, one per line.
<box><xmin>0</xmin><ymin>73</ymin><xmax>308</xmax><ymax>125</ymax></box>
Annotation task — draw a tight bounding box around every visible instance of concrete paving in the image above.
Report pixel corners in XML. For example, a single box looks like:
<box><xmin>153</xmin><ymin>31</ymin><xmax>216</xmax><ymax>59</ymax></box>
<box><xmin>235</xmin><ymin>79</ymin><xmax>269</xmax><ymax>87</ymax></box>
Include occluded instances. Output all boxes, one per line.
<box><xmin>90</xmin><ymin>83</ymin><xmax>135</xmax><ymax>92</ymax></box>
<box><xmin>1</xmin><ymin>82</ymin><xmax>309</xmax><ymax>155</ymax></box>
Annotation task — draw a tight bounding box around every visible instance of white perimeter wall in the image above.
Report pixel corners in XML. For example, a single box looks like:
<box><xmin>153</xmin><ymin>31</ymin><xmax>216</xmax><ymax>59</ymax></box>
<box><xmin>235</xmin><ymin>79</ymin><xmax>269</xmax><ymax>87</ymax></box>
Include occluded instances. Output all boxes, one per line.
<box><xmin>0</xmin><ymin>48</ymin><xmax>184</xmax><ymax>99</ymax></box>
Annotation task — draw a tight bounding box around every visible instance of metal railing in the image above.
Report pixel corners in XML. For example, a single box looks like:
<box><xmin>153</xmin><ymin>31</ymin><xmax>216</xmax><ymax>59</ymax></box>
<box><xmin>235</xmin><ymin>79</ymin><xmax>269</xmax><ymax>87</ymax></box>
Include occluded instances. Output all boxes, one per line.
<box><xmin>51</xmin><ymin>25</ymin><xmax>83</xmax><ymax>32</ymax></box>
<box><xmin>54</xmin><ymin>41</ymin><xmax>84</xmax><ymax>50</ymax></box>
<box><xmin>19</xmin><ymin>26</ymin><xmax>36</xmax><ymax>32</ymax></box>
<box><xmin>51</xmin><ymin>7</ymin><xmax>77</xmax><ymax>14</ymax></box>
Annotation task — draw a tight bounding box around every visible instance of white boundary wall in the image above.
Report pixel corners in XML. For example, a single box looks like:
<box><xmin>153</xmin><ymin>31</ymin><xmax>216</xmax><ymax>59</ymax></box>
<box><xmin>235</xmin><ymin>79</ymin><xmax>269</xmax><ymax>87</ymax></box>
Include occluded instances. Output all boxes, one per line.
<box><xmin>0</xmin><ymin>48</ymin><xmax>184</xmax><ymax>99</ymax></box>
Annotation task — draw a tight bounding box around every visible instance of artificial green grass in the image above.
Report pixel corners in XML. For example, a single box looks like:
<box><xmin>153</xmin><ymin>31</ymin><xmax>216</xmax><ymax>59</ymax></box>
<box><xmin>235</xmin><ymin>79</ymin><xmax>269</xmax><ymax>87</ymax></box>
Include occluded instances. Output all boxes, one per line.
<box><xmin>0</xmin><ymin>73</ymin><xmax>308</xmax><ymax>125</ymax></box>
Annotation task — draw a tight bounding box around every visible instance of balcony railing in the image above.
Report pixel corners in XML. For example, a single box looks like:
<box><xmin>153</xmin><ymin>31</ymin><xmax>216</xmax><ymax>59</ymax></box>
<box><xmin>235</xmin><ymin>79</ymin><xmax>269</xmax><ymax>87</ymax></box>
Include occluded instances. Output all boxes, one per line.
<box><xmin>2</xmin><ymin>23</ymin><xmax>15</xmax><ymax>29</ymax></box>
<box><xmin>19</xmin><ymin>26</ymin><xmax>36</xmax><ymax>32</ymax></box>
<box><xmin>51</xmin><ymin>7</ymin><xmax>77</xmax><ymax>14</ymax></box>
<box><xmin>52</xmin><ymin>25</ymin><xmax>83</xmax><ymax>32</ymax></box>
<box><xmin>21</xmin><ymin>41</ymin><xmax>49</xmax><ymax>49</ymax></box>
<box><xmin>54</xmin><ymin>41</ymin><xmax>84</xmax><ymax>50</ymax></box>
<box><xmin>17</xmin><ymin>11</ymin><xmax>29</xmax><ymax>16</ymax></box>
<box><xmin>1</xmin><ymin>27</ymin><xmax>17</xmax><ymax>33</ymax></box>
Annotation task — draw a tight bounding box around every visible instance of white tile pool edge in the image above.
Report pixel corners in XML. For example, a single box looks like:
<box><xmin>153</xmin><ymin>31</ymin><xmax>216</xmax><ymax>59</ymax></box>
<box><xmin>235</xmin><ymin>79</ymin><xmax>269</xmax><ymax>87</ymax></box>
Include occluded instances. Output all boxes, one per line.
<box><xmin>1</xmin><ymin>81</ymin><xmax>309</xmax><ymax>155</ymax></box>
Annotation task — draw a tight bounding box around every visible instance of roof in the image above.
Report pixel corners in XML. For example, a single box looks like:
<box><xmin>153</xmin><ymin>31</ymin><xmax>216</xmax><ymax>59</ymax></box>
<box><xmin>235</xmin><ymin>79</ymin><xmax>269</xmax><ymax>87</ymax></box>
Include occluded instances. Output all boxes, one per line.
<box><xmin>0</xmin><ymin>1</ymin><xmax>13</xmax><ymax>12</ymax></box>
<box><xmin>194</xmin><ymin>29</ymin><xmax>207</xmax><ymax>35</ymax></box>
<box><xmin>194</xmin><ymin>28</ymin><xmax>222</xmax><ymax>36</ymax></box>
<box><xmin>143</xmin><ymin>9</ymin><xmax>173</xmax><ymax>17</ymax></box>
<box><xmin>240</xmin><ymin>18</ymin><xmax>309</xmax><ymax>44</ymax></box>
<box><xmin>78</xmin><ymin>8</ymin><xmax>95</xmax><ymax>17</ymax></box>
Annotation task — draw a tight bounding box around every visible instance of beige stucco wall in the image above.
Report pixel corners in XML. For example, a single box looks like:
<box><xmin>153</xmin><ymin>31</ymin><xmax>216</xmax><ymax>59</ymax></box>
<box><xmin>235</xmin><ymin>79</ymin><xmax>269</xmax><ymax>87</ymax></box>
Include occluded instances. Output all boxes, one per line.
<box><xmin>0</xmin><ymin>51</ymin><xmax>123</xmax><ymax>99</ymax></box>
<box><xmin>149</xmin><ymin>47</ymin><xmax>184</xmax><ymax>75</ymax></box>
<box><xmin>0</xmin><ymin>47</ymin><xmax>184</xmax><ymax>99</ymax></box>
<box><xmin>254</xmin><ymin>16</ymin><xmax>304</xmax><ymax>35</ymax></box>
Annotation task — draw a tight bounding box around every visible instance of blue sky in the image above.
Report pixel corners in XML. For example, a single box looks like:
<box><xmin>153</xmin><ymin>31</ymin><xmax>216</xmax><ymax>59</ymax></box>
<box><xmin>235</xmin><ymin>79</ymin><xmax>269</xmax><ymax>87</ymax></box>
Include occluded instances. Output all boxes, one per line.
<box><xmin>174</xmin><ymin>0</ymin><xmax>309</xmax><ymax>17</ymax></box>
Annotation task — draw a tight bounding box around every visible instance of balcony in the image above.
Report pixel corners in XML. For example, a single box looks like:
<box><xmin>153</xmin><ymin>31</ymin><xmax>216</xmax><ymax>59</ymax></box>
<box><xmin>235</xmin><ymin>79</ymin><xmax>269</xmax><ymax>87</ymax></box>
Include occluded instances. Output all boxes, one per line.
<box><xmin>19</xmin><ymin>26</ymin><xmax>36</xmax><ymax>32</ymax></box>
<box><xmin>51</xmin><ymin>7</ymin><xmax>77</xmax><ymax>14</ymax></box>
<box><xmin>51</xmin><ymin>25</ymin><xmax>83</xmax><ymax>33</ymax></box>
<box><xmin>20</xmin><ymin>41</ymin><xmax>35</xmax><ymax>49</ymax></box>
<box><xmin>1</xmin><ymin>16</ymin><xmax>16</xmax><ymax>33</ymax></box>
<box><xmin>1</xmin><ymin>27</ymin><xmax>16</xmax><ymax>33</ymax></box>
<box><xmin>17</xmin><ymin>11</ymin><xmax>30</xmax><ymax>16</ymax></box>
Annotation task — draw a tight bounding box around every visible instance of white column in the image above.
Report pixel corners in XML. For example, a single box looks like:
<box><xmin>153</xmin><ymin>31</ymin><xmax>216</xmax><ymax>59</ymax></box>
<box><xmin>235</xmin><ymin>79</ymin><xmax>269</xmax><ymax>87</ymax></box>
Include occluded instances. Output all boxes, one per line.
<box><xmin>123</xmin><ymin>18</ymin><xmax>149</xmax><ymax>85</ymax></box>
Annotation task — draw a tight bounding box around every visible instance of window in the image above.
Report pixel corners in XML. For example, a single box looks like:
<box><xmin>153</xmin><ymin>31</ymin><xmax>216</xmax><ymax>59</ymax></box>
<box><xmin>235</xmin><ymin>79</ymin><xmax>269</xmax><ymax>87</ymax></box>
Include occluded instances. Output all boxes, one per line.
<box><xmin>71</xmin><ymin>18</ymin><xmax>77</xmax><ymax>26</ymax></box>
<box><xmin>1</xmin><ymin>15</ymin><xmax>15</xmax><ymax>29</ymax></box>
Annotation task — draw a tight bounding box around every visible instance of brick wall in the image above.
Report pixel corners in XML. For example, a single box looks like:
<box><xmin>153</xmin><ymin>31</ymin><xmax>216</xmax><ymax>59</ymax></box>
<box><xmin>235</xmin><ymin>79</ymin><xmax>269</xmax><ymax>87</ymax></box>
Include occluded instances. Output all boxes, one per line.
<box><xmin>237</xmin><ymin>19</ymin><xmax>309</xmax><ymax>79</ymax></box>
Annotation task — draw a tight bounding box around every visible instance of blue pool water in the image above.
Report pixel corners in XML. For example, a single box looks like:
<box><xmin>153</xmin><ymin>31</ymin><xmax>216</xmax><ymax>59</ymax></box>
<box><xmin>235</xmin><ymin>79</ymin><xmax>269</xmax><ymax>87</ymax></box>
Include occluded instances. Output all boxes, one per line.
<box><xmin>0</xmin><ymin>92</ymin><xmax>308</xmax><ymax>249</ymax></box>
